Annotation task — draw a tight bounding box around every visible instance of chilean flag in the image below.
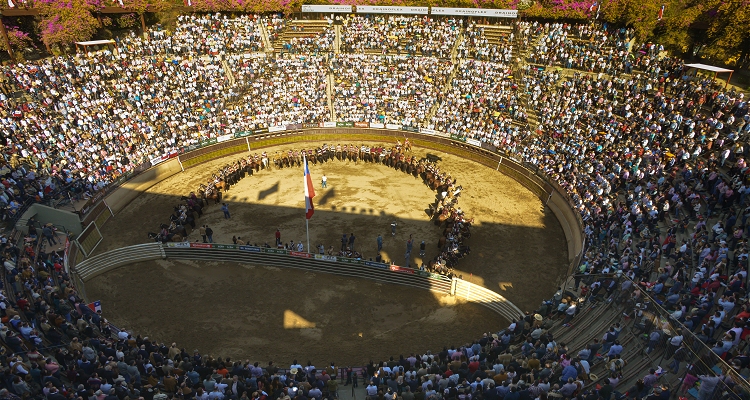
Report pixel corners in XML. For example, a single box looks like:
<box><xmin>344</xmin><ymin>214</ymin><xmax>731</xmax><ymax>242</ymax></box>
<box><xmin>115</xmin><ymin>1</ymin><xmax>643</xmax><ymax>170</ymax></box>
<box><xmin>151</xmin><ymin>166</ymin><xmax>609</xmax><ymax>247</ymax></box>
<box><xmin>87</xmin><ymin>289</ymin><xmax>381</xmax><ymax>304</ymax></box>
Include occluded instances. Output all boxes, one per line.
<box><xmin>303</xmin><ymin>155</ymin><xmax>315</xmax><ymax>220</ymax></box>
<box><xmin>87</xmin><ymin>300</ymin><xmax>102</xmax><ymax>313</ymax></box>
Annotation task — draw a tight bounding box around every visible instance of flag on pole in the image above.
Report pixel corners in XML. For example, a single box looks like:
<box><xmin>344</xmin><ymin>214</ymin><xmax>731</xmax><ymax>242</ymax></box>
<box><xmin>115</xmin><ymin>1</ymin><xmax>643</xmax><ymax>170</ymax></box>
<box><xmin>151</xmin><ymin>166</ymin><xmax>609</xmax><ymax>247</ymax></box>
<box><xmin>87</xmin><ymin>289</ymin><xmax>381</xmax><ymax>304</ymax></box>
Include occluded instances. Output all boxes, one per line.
<box><xmin>87</xmin><ymin>300</ymin><xmax>102</xmax><ymax>313</ymax></box>
<box><xmin>657</xmin><ymin>5</ymin><xmax>664</xmax><ymax>20</ymax></box>
<box><xmin>303</xmin><ymin>155</ymin><xmax>315</xmax><ymax>220</ymax></box>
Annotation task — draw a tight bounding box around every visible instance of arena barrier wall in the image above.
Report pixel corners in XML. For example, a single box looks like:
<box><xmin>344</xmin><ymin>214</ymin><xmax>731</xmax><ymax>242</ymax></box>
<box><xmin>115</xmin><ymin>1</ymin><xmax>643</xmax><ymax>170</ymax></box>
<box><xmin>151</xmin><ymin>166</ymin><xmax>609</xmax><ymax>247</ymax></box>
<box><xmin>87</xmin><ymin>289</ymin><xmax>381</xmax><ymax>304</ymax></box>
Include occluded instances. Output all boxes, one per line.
<box><xmin>72</xmin><ymin>128</ymin><xmax>585</xmax><ymax>313</ymax></box>
<box><xmin>72</xmin><ymin>242</ymin><xmax>525</xmax><ymax>322</ymax></box>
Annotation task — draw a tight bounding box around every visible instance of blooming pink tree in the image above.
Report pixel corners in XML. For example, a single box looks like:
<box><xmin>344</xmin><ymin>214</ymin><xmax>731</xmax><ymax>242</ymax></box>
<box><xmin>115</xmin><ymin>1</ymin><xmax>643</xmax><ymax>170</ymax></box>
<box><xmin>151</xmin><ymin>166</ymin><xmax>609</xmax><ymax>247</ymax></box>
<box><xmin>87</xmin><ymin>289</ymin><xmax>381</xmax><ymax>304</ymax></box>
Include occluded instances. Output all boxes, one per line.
<box><xmin>0</xmin><ymin>23</ymin><xmax>34</xmax><ymax>52</ymax></box>
<box><xmin>35</xmin><ymin>0</ymin><xmax>100</xmax><ymax>50</ymax></box>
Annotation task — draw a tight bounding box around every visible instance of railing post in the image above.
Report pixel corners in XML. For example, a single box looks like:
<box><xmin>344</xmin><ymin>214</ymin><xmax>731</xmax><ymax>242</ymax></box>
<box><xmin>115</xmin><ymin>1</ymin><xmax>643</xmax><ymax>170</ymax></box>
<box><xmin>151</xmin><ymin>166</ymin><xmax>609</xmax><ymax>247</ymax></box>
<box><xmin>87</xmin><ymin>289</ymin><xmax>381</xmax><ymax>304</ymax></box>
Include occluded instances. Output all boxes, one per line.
<box><xmin>450</xmin><ymin>277</ymin><xmax>457</xmax><ymax>296</ymax></box>
<box><xmin>177</xmin><ymin>155</ymin><xmax>185</xmax><ymax>172</ymax></box>
<box><xmin>159</xmin><ymin>242</ymin><xmax>166</xmax><ymax>259</ymax></box>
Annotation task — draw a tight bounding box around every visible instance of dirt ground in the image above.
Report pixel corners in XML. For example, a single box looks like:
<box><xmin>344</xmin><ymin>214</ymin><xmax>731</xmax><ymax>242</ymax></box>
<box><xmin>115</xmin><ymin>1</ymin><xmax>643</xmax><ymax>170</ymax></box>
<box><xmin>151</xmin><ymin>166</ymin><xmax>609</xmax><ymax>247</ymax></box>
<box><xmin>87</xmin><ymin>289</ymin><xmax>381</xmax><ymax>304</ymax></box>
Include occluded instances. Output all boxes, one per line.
<box><xmin>88</xmin><ymin>260</ymin><xmax>508</xmax><ymax>366</ymax></box>
<box><xmin>90</xmin><ymin>142</ymin><xmax>568</xmax><ymax>364</ymax></box>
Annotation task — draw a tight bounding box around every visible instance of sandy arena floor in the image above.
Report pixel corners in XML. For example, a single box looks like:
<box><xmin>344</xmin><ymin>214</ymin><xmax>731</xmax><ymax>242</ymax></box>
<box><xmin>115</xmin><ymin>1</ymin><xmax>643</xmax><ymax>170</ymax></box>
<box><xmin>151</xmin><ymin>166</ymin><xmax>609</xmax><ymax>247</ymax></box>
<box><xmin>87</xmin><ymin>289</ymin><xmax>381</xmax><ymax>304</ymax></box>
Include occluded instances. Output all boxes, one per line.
<box><xmin>89</xmin><ymin>142</ymin><xmax>568</xmax><ymax>365</ymax></box>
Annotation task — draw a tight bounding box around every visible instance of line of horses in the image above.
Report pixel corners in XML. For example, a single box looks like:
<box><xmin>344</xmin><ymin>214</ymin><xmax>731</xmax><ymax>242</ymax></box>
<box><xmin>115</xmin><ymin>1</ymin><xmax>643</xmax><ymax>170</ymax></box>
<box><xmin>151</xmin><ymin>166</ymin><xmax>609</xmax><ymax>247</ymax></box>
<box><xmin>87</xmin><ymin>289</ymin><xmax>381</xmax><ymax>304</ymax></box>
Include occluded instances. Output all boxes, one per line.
<box><xmin>148</xmin><ymin>141</ymin><xmax>474</xmax><ymax>277</ymax></box>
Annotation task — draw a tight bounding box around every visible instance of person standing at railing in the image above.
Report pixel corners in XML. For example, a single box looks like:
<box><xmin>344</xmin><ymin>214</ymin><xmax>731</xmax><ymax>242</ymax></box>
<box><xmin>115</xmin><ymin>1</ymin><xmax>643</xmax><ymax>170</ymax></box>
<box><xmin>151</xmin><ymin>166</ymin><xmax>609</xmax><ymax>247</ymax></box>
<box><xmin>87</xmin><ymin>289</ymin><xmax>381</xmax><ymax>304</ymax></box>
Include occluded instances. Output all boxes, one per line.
<box><xmin>42</xmin><ymin>225</ymin><xmax>58</xmax><ymax>247</ymax></box>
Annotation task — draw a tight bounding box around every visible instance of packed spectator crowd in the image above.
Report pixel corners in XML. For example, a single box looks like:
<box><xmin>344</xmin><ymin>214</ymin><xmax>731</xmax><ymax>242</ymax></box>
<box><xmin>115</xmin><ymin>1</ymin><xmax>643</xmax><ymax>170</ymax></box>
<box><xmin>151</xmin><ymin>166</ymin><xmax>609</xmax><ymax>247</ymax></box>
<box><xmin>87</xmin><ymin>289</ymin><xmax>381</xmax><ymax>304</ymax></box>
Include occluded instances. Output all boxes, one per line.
<box><xmin>340</xmin><ymin>15</ymin><xmax>460</xmax><ymax>59</ymax></box>
<box><xmin>121</xmin><ymin>14</ymin><xmax>264</xmax><ymax>57</ymax></box>
<box><xmin>427</xmin><ymin>59</ymin><xmax>528</xmax><ymax>151</ymax></box>
<box><xmin>271</xmin><ymin>23</ymin><xmax>335</xmax><ymax>55</ymax></box>
<box><xmin>226</xmin><ymin>55</ymin><xmax>330</xmax><ymax>129</ymax></box>
<box><xmin>457</xmin><ymin>23</ymin><xmax>514</xmax><ymax>64</ymax></box>
<box><xmin>332</xmin><ymin>54</ymin><xmax>453</xmax><ymax>127</ymax></box>
<box><xmin>523</xmin><ymin>22</ymin><xmax>634</xmax><ymax>75</ymax></box>
<box><xmin>1</xmin><ymin>13</ymin><xmax>750</xmax><ymax>400</ymax></box>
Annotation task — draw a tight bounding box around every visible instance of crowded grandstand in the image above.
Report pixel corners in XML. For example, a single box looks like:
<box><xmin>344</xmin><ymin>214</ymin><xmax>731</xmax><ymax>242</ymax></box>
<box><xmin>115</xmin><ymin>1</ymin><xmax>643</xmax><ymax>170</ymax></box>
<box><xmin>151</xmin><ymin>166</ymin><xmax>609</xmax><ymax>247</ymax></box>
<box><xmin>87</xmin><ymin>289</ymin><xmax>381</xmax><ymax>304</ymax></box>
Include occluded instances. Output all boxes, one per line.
<box><xmin>0</xmin><ymin>9</ymin><xmax>749</xmax><ymax>400</ymax></box>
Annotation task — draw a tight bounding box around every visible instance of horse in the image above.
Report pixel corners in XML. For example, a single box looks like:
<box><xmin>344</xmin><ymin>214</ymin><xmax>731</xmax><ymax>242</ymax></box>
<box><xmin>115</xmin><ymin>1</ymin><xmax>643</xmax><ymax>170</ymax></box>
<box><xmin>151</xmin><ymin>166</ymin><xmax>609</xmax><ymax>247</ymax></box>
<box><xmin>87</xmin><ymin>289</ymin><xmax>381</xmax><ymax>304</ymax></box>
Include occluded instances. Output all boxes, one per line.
<box><xmin>147</xmin><ymin>232</ymin><xmax>184</xmax><ymax>243</ymax></box>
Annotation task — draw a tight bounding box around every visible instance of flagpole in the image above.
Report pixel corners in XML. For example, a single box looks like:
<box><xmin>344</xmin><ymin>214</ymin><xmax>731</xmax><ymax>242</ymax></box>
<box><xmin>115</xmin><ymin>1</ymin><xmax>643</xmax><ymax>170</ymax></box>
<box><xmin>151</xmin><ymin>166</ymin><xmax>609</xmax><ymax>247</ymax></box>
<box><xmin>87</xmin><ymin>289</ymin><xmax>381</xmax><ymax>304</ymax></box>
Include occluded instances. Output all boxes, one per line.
<box><xmin>306</xmin><ymin>219</ymin><xmax>310</xmax><ymax>253</ymax></box>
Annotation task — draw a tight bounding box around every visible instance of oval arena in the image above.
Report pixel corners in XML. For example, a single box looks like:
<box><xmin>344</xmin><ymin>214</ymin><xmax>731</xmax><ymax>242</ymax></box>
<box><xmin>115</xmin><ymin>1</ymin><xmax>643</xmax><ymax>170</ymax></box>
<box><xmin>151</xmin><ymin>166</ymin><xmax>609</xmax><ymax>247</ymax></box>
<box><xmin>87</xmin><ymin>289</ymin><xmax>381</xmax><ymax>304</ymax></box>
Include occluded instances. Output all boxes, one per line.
<box><xmin>1</xmin><ymin>9</ymin><xmax>749</xmax><ymax>400</ymax></box>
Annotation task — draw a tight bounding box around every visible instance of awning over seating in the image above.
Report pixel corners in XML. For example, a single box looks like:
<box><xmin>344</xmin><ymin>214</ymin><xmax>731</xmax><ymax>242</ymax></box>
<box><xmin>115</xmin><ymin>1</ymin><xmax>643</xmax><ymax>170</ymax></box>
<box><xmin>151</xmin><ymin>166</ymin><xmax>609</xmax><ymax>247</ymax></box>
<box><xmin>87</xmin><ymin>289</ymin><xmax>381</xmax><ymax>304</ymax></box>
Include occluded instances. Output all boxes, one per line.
<box><xmin>684</xmin><ymin>63</ymin><xmax>734</xmax><ymax>73</ymax></box>
<box><xmin>684</xmin><ymin>63</ymin><xmax>734</xmax><ymax>88</ymax></box>
<box><xmin>75</xmin><ymin>40</ymin><xmax>116</xmax><ymax>47</ymax></box>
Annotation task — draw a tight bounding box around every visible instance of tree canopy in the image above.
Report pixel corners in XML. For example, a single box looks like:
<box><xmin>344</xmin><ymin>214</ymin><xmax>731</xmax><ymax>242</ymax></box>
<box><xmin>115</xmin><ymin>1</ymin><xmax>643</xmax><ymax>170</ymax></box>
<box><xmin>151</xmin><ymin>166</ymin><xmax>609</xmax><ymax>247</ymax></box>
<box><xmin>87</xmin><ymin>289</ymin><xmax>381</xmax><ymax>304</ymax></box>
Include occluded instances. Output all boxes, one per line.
<box><xmin>0</xmin><ymin>0</ymin><xmax>747</xmax><ymax>68</ymax></box>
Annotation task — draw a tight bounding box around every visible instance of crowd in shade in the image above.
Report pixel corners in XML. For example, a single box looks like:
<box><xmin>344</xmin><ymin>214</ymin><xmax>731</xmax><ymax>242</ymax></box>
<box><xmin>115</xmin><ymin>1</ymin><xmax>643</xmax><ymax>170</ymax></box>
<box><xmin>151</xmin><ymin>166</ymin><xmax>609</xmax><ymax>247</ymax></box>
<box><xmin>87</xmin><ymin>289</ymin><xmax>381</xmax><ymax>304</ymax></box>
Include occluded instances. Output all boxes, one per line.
<box><xmin>340</xmin><ymin>15</ymin><xmax>461</xmax><ymax>58</ymax></box>
<box><xmin>332</xmin><ymin>54</ymin><xmax>453</xmax><ymax>127</ymax></box>
<box><xmin>1</xmin><ymin>14</ymin><xmax>750</xmax><ymax>399</ymax></box>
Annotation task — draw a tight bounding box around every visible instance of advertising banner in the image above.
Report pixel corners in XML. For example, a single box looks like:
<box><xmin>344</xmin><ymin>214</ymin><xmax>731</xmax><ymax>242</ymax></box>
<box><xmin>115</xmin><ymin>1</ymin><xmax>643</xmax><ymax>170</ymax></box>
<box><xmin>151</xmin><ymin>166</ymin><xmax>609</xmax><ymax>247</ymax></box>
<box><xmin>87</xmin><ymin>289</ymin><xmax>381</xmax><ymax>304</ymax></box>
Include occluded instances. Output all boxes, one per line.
<box><xmin>370</xmin><ymin>123</ymin><xmax>385</xmax><ymax>129</ymax></box>
<box><xmin>339</xmin><ymin>257</ymin><xmax>362</xmax><ymax>264</ymax></box>
<box><xmin>290</xmin><ymin>251</ymin><xmax>312</xmax><ymax>258</ymax></box>
<box><xmin>217</xmin><ymin>134</ymin><xmax>234</xmax><ymax>143</ymax></box>
<box><xmin>213</xmin><ymin>244</ymin><xmax>237</xmax><ymax>250</ymax></box>
<box><xmin>385</xmin><ymin>123</ymin><xmax>402</xmax><ymax>130</ymax></box>
<box><xmin>254</xmin><ymin>128</ymin><xmax>269</xmax><ymax>134</ymax></box>
<box><xmin>420</xmin><ymin>128</ymin><xmax>450</xmax><ymax>138</ymax></box>
<box><xmin>303</xmin><ymin>123</ymin><xmax>318</xmax><ymax>129</ymax></box>
<box><xmin>234</xmin><ymin>131</ymin><xmax>253</xmax><ymax>138</ymax></box>
<box><xmin>321</xmin><ymin>122</ymin><xmax>337</xmax><ymax>128</ymax></box>
<box><xmin>166</xmin><ymin>242</ymin><xmax>191</xmax><ymax>248</ymax></box>
<box><xmin>356</xmin><ymin>5</ymin><xmax>428</xmax><ymax>14</ymax></box>
<box><xmin>264</xmin><ymin>248</ymin><xmax>287</xmax><ymax>254</ymax></box>
<box><xmin>431</xmin><ymin>7</ymin><xmax>518</xmax><ymax>18</ymax></box>
<box><xmin>268</xmin><ymin>126</ymin><xmax>286</xmax><ymax>133</ymax></box>
<box><xmin>364</xmin><ymin>261</ymin><xmax>389</xmax><ymax>269</ymax></box>
<box><xmin>286</xmin><ymin>123</ymin><xmax>303</xmax><ymax>130</ymax></box>
<box><xmin>239</xmin><ymin>245</ymin><xmax>262</xmax><ymax>252</ymax></box>
<box><xmin>336</xmin><ymin>121</ymin><xmax>354</xmax><ymax>127</ymax></box>
<box><xmin>302</xmin><ymin>4</ymin><xmax>352</xmax><ymax>13</ymax></box>
<box><xmin>315</xmin><ymin>254</ymin><xmax>338</xmax><ymax>262</ymax></box>
<box><xmin>415</xmin><ymin>270</ymin><xmax>445</xmax><ymax>280</ymax></box>
<box><xmin>354</xmin><ymin>122</ymin><xmax>369</xmax><ymax>128</ymax></box>
<box><xmin>389</xmin><ymin>265</ymin><xmax>415</xmax><ymax>274</ymax></box>
<box><xmin>200</xmin><ymin>138</ymin><xmax>218</xmax><ymax>146</ymax></box>
<box><xmin>451</xmin><ymin>134</ymin><xmax>467</xmax><ymax>142</ymax></box>
<box><xmin>467</xmin><ymin>138</ymin><xmax>482</xmax><ymax>147</ymax></box>
<box><xmin>402</xmin><ymin>126</ymin><xmax>419</xmax><ymax>133</ymax></box>
<box><xmin>189</xmin><ymin>243</ymin><xmax>213</xmax><ymax>249</ymax></box>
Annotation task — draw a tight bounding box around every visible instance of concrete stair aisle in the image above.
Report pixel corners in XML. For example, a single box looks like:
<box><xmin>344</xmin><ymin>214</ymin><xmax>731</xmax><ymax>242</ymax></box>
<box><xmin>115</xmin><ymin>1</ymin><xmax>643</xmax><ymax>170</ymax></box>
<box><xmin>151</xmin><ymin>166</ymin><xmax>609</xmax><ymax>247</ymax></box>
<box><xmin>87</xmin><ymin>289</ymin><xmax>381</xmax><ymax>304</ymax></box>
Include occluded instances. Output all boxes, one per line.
<box><xmin>259</xmin><ymin>22</ymin><xmax>273</xmax><ymax>53</ymax></box>
<box><xmin>221</xmin><ymin>59</ymin><xmax>235</xmax><ymax>86</ymax></box>
<box><xmin>334</xmin><ymin>24</ymin><xmax>341</xmax><ymax>54</ymax></box>
<box><xmin>424</xmin><ymin>32</ymin><xmax>463</xmax><ymax>124</ymax></box>
<box><xmin>272</xmin><ymin>20</ymin><xmax>332</xmax><ymax>54</ymax></box>
<box><xmin>327</xmin><ymin>71</ymin><xmax>336</xmax><ymax>121</ymax></box>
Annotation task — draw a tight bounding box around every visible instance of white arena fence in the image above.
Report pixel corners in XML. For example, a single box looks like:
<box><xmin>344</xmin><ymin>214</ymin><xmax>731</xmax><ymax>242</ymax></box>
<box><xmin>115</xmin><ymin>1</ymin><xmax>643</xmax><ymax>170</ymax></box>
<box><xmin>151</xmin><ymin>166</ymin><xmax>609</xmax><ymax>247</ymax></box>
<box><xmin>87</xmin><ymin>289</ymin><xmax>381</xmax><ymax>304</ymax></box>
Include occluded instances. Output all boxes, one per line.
<box><xmin>72</xmin><ymin>242</ymin><xmax>525</xmax><ymax>322</ymax></box>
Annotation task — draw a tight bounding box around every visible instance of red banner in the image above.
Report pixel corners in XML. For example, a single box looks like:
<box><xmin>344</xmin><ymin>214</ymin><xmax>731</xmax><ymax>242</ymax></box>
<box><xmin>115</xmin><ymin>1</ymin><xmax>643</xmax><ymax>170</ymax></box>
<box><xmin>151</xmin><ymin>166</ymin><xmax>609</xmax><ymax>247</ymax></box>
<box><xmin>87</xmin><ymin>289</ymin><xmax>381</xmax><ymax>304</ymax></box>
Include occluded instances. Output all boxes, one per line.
<box><xmin>389</xmin><ymin>265</ymin><xmax>415</xmax><ymax>274</ymax></box>
<box><xmin>189</xmin><ymin>243</ymin><xmax>213</xmax><ymax>248</ymax></box>
<box><xmin>290</xmin><ymin>251</ymin><xmax>312</xmax><ymax>258</ymax></box>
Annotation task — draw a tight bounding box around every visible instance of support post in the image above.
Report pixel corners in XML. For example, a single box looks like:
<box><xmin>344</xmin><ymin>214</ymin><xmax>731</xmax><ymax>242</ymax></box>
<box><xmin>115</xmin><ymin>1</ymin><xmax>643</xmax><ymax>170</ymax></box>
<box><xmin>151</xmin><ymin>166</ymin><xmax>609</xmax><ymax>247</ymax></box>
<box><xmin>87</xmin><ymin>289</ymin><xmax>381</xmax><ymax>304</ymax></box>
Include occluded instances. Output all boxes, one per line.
<box><xmin>306</xmin><ymin>218</ymin><xmax>310</xmax><ymax>253</ymax></box>
<box><xmin>103</xmin><ymin>199</ymin><xmax>115</xmax><ymax>217</ymax></box>
<box><xmin>497</xmin><ymin>156</ymin><xmax>503</xmax><ymax>171</ymax></box>
<box><xmin>246</xmin><ymin>136</ymin><xmax>251</xmax><ymax>152</ymax></box>
<box><xmin>450</xmin><ymin>277</ymin><xmax>457</xmax><ymax>296</ymax></box>
<box><xmin>140</xmin><ymin>13</ymin><xmax>146</xmax><ymax>35</ymax></box>
<box><xmin>177</xmin><ymin>155</ymin><xmax>184</xmax><ymax>172</ymax></box>
<box><xmin>0</xmin><ymin>16</ymin><xmax>16</xmax><ymax>62</ymax></box>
